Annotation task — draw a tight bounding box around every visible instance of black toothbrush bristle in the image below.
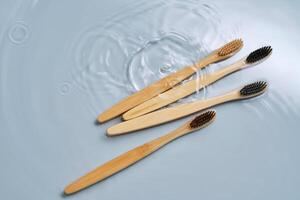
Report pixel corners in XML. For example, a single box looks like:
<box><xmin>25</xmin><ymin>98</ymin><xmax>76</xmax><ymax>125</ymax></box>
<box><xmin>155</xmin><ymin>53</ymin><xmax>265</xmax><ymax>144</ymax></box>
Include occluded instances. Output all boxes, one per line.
<box><xmin>240</xmin><ymin>81</ymin><xmax>267</xmax><ymax>96</ymax></box>
<box><xmin>190</xmin><ymin>111</ymin><xmax>216</xmax><ymax>129</ymax></box>
<box><xmin>246</xmin><ymin>46</ymin><xmax>272</xmax><ymax>63</ymax></box>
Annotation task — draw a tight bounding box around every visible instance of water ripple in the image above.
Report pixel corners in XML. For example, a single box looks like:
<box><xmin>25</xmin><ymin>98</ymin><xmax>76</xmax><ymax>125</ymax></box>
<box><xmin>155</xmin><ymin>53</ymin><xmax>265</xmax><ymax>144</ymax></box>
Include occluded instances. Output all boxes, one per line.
<box><xmin>69</xmin><ymin>0</ymin><xmax>229</xmax><ymax>115</ymax></box>
<box><xmin>8</xmin><ymin>21</ymin><xmax>30</xmax><ymax>44</ymax></box>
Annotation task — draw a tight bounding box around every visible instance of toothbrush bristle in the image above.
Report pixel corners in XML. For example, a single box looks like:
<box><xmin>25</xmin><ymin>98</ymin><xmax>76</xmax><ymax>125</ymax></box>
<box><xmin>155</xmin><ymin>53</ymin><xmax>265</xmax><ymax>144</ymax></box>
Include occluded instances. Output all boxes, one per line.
<box><xmin>218</xmin><ymin>39</ymin><xmax>243</xmax><ymax>56</ymax></box>
<box><xmin>189</xmin><ymin>110</ymin><xmax>216</xmax><ymax>129</ymax></box>
<box><xmin>246</xmin><ymin>46</ymin><xmax>272</xmax><ymax>64</ymax></box>
<box><xmin>240</xmin><ymin>81</ymin><xmax>268</xmax><ymax>96</ymax></box>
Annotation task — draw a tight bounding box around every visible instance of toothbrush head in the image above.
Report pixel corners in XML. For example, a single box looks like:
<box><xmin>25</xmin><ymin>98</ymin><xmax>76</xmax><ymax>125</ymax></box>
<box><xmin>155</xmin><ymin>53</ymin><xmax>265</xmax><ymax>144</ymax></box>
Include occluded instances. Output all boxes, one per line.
<box><xmin>217</xmin><ymin>39</ymin><xmax>243</xmax><ymax>57</ymax></box>
<box><xmin>239</xmin><ymin>81</ymin><xmax>268</xmax><ymax>97</ymax></box>
<box><xmin>189</xmin><ymin>110</ymin><xmax>216</xmax><ymax>129</ymax></box>
<box><xmin>246</xmin><ymin>46</ymin><xmax>272</xmax><ymax>64</ymax></box>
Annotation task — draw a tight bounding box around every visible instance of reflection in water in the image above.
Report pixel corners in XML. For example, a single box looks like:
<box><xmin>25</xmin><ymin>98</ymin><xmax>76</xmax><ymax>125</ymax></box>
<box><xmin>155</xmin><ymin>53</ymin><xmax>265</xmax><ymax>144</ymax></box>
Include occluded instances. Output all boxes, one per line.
<box><xmin>70</xmin><ymin>0</ymin><xmax>229</xmax><ymax>115</ymax></box>
<box><xmin>1</xmin><ymin>0</ymin><xmax>295</xmax><ymax>125</ymax></box>
<box><xmin>242</xmin><ymin>89</ymin><xmax>299</xmax><ymax>126</ymax></box>
<box><xmin>127</xmin><ymin>33</ymin><xmax>198</xmax><ymax>91</ymax></box>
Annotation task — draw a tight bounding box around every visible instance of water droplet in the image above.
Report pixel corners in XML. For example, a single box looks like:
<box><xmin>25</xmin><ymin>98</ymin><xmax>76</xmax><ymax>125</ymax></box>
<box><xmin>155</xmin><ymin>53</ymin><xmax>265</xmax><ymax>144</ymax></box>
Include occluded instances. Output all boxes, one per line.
<box><xmin>8</xmin><ymin>22</ymin><xmax>30</xmax><ymax>44</ymax></box>
<box><xmin>59</xmin><ymin>82</ymin><xmax>72</xmax><ymax>95</ymax></box>
<box><xmin>159</xmin><ymin>65</ymin><xmax>173</xmax><ymax>74</ymax></box>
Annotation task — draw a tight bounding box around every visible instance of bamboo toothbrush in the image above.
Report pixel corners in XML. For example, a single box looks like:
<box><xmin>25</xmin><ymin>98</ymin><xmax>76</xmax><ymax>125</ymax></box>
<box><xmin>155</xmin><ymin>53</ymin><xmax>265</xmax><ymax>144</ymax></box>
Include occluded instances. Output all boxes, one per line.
<box><xmin>123</xmin><ymin>46</ymin><xmax>272</xmax><ymax>120</ymax></box>
<box><xmin>107</xmin><ymin>81</ymin><xmax>267</xmax><ymax>136</ymax></box>
<box><xmin>97</xmin><ymin>39</ymin><xmax>243</xmax><ymax>123</ymax></box>
<box><xmin>65</xmin><ymin>111</ymin><xmax>216</xmax><ymax>195</ymax></box>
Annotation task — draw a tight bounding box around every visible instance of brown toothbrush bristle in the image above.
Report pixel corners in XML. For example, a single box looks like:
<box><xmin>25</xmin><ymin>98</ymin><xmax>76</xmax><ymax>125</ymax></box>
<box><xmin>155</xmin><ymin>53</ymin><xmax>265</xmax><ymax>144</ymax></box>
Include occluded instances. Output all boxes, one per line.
<box><xmin>217</xmin><ymin>39</ymin><xmax>243</xmax><ymax>56</ymax></box>
<box><xmin>189</xmin><ymin>110</ymin><xmax>216</xmax><ymax>129</ymax></box>
<box><xmin>240</xmin><ymin>81</ymin><xmax>268</xmax><ymax>96</ymax></box>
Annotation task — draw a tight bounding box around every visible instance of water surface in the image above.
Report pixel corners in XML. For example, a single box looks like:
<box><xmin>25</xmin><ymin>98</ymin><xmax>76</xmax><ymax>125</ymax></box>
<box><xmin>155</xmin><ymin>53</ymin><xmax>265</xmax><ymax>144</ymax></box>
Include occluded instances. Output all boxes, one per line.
<box><xmin>0</xmin><ymin>0</ymin><xmax>299</xmax><ymax>199</ymax></box>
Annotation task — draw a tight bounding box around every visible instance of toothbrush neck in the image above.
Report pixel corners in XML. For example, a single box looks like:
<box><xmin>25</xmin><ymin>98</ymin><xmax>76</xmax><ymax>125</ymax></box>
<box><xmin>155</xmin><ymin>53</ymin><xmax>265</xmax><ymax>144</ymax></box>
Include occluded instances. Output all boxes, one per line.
<box><xmin>194</xmin><ymin>53</ymin><xmax>219</xmax><ymax>69</ymax></box>
<box><xmin>148</xmin><ymin>126</ymin><xmax>190</xmax><ymax>149</ymax></box>
<box><xmin>204</xmin><ymin>59</ymin><xmax>246</xmax><ymax>84</ymax></box>
<box><xmin>210</xmin><ymin>91</ymin><xmax>240</xmax><ymax>104</ymax></box>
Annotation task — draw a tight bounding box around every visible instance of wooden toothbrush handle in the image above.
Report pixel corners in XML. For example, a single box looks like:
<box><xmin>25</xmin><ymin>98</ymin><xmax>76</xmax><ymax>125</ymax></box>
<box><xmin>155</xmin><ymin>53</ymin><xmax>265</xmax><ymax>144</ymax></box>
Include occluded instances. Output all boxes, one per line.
<box><xmin>108</xmin><ymin>92</ymin><xmax>237</xmax><ymax>135</ymax></box>
<box><xmin>97</xmin><ymin>66</ymin><xmax>195</xmax><ymax>122</ymax></box>
<box><xmin>64</xmin><ymin>127</ymin><xmax>187</xmax><ymax>194</ymax></box>
<box><xmin>97</xmin><ymin>56</ymin><xmax>216</xmax><ymax>123</ymax></box>
<box><xmin>204</xmin><ymin>59</ymin><xmax>245</xmax><ymax>83</ymax></box>
<box><xmin>122</xmin><ymin>80</ymin><xmax>199</xmax><ymax>120</ymax></box>
<box><xmin>122</xmin><ymin>60</ymin><xmax>245</xmax><ymax>120</ymax></box>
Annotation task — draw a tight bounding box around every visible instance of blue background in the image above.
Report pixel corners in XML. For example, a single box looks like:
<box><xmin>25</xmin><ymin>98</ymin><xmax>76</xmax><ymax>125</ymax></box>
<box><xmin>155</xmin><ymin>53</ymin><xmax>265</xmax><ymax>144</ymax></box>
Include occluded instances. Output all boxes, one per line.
<box><xmin>0</xmin><ymin>0</ymin><xmax>299</xmax><ymax>199</ymax></box>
